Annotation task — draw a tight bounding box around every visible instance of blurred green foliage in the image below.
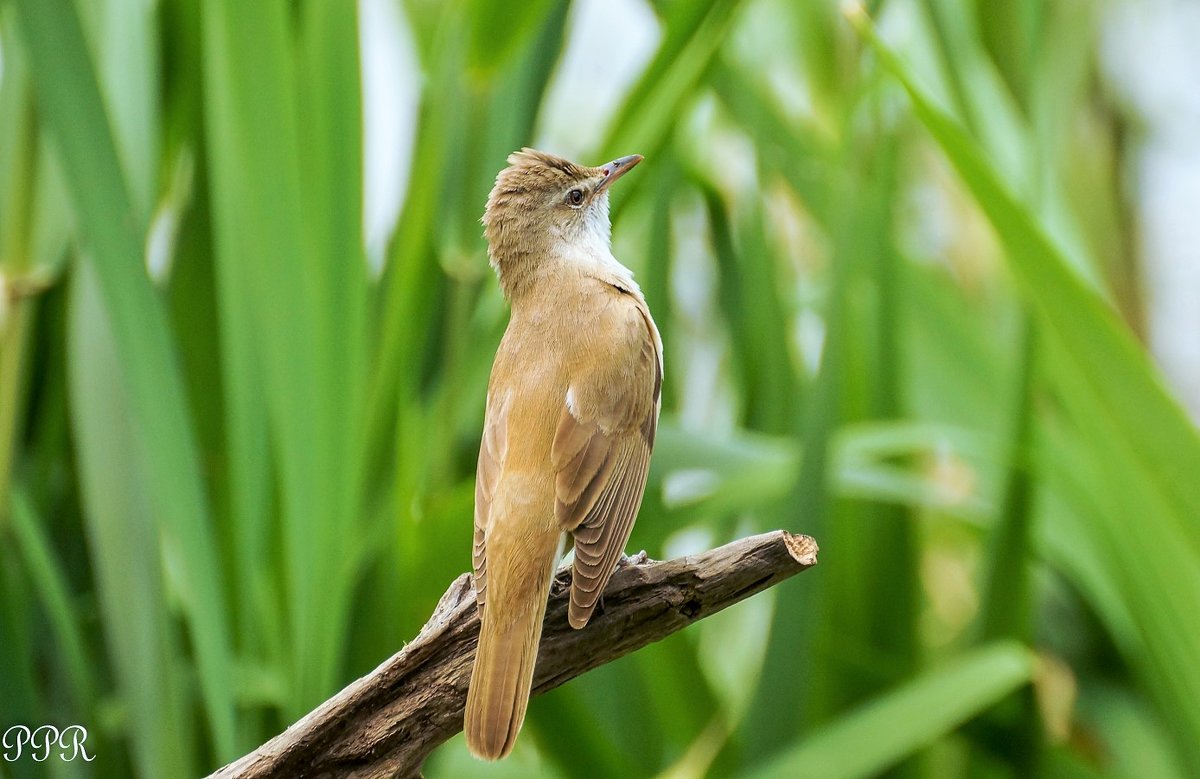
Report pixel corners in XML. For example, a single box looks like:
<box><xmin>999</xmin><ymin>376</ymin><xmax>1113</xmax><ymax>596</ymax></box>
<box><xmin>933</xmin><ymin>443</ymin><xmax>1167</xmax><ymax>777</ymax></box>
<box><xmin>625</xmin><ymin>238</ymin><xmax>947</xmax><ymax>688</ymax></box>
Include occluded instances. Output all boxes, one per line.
<box><xmin>1</xmin><ymin>0</ymin><xmax>1197</xmax><ymax>777</ymax></box>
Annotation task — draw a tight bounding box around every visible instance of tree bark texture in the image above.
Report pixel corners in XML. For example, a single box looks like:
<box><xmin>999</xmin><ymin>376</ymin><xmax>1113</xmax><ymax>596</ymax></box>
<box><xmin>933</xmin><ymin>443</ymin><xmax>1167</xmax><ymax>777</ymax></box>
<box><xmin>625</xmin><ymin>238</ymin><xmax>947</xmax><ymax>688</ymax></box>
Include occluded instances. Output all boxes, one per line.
<box><xmin>208</xmin><ymin>530</ymin><xmax>819</xmax><ymax>778</ymax></box>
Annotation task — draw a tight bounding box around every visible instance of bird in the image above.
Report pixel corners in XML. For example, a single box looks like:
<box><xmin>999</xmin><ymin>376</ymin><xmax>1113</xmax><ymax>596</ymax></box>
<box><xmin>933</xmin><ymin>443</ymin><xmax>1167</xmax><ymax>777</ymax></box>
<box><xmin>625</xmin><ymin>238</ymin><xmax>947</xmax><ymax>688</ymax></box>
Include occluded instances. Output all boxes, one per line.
<box><xmin>464</xmin><ymin>148</ymin><xmax>662</xmax><ymax>760</ymax></box>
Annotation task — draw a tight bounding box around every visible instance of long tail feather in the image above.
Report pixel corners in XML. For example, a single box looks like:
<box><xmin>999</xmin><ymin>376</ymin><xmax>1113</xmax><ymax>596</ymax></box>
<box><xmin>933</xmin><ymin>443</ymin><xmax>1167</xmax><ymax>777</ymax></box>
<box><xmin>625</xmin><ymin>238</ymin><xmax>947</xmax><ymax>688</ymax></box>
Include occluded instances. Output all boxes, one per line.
<box><xmin>464</xmin><ymin>530</ymin><xmax>559</xmax><ymax>760</ymax></box>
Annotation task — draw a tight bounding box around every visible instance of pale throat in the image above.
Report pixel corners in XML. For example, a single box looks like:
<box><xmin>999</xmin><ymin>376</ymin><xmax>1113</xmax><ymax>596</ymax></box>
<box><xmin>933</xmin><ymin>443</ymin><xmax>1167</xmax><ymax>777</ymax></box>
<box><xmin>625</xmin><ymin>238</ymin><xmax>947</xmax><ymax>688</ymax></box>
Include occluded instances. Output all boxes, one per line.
<box><xmin>551</xmin><ymin>198</ymin><xmax>640</xmax><ymax>292</ymax></box>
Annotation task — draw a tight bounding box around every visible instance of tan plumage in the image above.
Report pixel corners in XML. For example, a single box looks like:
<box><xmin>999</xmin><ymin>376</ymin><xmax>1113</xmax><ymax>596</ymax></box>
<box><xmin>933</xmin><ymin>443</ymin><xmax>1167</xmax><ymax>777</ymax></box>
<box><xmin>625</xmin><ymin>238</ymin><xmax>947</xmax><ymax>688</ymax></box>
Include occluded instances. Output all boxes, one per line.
<box><xmin>465</xmin><ymin>149</ymin><xmax>661</xmax><ymax>760</ymax></box>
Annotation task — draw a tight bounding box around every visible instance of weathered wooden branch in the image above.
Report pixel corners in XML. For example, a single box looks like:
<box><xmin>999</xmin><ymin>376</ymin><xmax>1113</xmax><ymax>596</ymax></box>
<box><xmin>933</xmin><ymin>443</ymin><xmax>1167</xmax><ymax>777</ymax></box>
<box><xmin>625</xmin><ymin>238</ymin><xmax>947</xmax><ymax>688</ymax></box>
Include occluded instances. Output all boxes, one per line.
<box><xmin>208</xmin><ymin>530</ymin><xmax>819</xmax><ymax>779</ymax></box>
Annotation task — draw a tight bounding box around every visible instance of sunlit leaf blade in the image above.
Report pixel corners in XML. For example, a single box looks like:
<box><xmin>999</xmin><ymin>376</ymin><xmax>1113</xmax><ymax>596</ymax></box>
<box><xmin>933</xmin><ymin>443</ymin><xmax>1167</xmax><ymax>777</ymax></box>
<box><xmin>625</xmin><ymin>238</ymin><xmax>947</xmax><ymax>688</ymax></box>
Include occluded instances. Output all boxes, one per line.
<box><xmin>201</xmin><ymin>0</ymin><xmax>371</xmax><ymax>716</ymax></box>
<box><xmin>67</xmin><ymin>266</ymin><xmax>192</xmax><ymax>777</ymax></box>
<box><xmin>1039</xmin><ymin>329</ymin><xmax>1200</xmax><ymax>772</ymax></box>
<box><xmin>296</xmin><ymin>0</ymin><xmax>372</xmax><ymax>709</ymax></box>
<box><xmin>747</xmin><ymin>642</ymin><xmax>1036</xmax><ymax>779</ymax></box>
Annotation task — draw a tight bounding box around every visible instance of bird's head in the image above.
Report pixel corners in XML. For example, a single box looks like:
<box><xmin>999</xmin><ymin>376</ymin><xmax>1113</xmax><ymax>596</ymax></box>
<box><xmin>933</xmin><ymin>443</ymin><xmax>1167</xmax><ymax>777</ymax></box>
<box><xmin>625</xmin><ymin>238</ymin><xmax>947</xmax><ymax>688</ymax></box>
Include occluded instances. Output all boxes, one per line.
<box><xmin>483</xmin><ymin>148</ymin><xmax>642</xmax><ymax>296</ymax></box>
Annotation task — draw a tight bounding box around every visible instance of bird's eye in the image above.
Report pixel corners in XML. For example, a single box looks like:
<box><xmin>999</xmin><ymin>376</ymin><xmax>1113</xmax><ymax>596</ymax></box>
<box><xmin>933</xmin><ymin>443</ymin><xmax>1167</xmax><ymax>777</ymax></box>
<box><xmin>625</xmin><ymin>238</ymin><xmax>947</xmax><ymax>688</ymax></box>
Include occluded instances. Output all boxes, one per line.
<box><xmin>567</xmin><ymin>188</ymin><xmax>584</xmax><ymax>206</ymax></box>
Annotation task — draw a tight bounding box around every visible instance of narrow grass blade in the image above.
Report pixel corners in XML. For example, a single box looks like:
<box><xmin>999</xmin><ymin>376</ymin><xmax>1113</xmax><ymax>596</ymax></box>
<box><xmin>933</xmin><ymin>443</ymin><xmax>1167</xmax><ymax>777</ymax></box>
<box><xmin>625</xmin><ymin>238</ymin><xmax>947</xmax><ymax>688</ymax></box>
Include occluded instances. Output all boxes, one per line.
<box><xmin>83</xmin><ymin>0</ymin><xmax>159</xmax><ymax>220</ymax></box>
<box><xmin>700</xmin><ymin>183</ymin><xmax>800</xmax><ymax>435</ymax></box>
<box><xmin>969</xmin><ymin>317</ymin><xmax>1041</xmax><ymax>774</ymax></box>
<box><xmin>977</xmin><ymin>317</ymin><xmax>1036</xmax><ymax>643</ymax></box>
<box><xmin>7</xmin><ymin>485</ymin><xmax>97</xmax><ymax>712</ymax></box>
<box><xmin>599</xmin><ymin>0</ymin><xmax>747</xmax><ymax>180</ymax></box>
<box><xmin>0</xmin><ymin>545</ymin><xmax>40</xmax><ymax>760</ymax></box>
<box><xmin>0</xmin><ymin>13</ymin><xmax>36</xmax><ymax>275</ymax></box>
<box><xmin>708</xmin><ymin>62</ymin><xmax>835</xmax><ymax>225</ymax></box>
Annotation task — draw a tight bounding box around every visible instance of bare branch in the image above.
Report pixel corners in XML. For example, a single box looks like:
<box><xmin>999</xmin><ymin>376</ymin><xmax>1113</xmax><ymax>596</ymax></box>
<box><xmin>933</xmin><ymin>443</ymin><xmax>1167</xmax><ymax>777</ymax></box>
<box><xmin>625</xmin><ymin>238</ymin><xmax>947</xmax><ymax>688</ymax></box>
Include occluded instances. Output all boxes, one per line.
<box><xmin>208</xmin><ymin>530</ymin><xmax>818</xmax><ymax>779</ymax></box>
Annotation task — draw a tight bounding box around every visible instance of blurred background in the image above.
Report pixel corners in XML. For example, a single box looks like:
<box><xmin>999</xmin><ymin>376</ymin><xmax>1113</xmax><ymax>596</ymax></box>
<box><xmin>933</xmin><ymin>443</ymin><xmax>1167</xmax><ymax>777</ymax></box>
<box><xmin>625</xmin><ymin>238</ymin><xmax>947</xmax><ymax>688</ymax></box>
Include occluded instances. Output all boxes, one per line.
<box><xmin>2</xmin><ymin>0</ymin><xmax>1199</xmax><ymax>777</ymax></box>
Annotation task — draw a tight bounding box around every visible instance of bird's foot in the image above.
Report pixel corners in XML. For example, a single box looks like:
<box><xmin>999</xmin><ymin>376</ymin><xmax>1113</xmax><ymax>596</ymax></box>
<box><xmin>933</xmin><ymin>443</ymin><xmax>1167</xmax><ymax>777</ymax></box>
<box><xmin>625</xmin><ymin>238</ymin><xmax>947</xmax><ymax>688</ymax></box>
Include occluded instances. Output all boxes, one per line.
<box><xmin>618</xmin><ymin>550</ymin><xmax>650</xmax><ymax>568</ymax></box>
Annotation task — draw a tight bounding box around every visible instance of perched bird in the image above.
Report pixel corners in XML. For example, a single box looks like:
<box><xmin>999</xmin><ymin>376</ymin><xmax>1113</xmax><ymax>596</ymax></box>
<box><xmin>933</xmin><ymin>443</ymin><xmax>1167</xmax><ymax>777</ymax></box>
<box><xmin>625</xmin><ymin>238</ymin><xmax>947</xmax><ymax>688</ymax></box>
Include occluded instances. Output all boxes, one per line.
<box><xmin>465</xmin><ymin>149</ymin><xmax>662</xmax><ymax>760</ymax></box>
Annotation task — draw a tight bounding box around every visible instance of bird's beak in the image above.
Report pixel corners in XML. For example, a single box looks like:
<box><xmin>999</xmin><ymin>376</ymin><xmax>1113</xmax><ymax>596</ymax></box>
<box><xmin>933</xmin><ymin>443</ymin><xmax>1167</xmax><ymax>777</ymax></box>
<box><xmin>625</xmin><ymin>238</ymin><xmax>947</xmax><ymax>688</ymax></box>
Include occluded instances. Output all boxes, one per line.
<box><xmin>596</xmin><ymin>154</ymin><xmax>643</xmax><ymax>193</ymax></box>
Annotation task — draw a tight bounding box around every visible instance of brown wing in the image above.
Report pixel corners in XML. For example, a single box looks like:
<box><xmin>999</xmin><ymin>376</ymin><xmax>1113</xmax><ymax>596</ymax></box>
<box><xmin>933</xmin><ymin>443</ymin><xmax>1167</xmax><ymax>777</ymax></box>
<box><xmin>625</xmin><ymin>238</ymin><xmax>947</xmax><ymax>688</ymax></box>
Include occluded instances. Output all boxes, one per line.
<box><xmin>473</xmin><ymin>391</ymin><xmax>509</xmax><ymax>609</ymax></box>
<box><xmin>551</xmin><ymin>301</ymin><xmax>662</xmax><ymax>629</ymax></box>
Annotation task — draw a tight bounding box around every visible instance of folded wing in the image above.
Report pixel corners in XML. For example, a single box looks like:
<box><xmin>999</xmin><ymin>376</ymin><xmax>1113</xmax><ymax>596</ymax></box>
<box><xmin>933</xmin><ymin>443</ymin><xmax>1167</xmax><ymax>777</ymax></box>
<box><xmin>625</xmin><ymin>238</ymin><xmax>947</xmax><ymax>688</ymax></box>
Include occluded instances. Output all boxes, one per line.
<box><xmin>551</xmin><ymin>300</ymin><xmax>662</xmax><ymax>629</ymax></box>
